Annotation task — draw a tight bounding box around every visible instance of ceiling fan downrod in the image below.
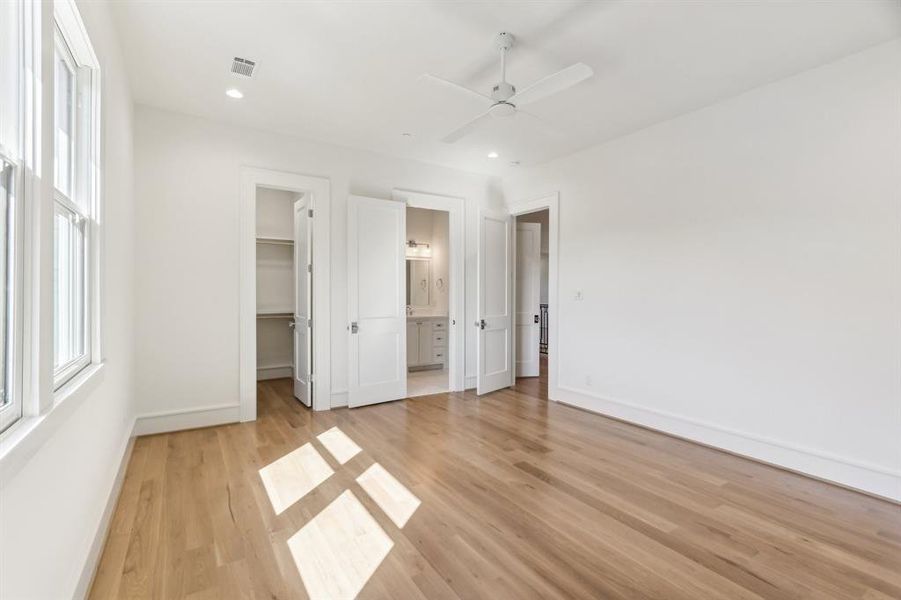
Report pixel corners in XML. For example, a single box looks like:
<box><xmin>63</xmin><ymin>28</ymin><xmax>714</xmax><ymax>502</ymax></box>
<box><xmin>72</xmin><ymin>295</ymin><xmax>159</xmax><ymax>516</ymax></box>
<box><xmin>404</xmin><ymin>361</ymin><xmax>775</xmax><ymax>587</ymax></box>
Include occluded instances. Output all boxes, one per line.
<box><xmin>493</xmin><ymin>32</ymin><xmax>516</xmax><ymax>102</ymax></box>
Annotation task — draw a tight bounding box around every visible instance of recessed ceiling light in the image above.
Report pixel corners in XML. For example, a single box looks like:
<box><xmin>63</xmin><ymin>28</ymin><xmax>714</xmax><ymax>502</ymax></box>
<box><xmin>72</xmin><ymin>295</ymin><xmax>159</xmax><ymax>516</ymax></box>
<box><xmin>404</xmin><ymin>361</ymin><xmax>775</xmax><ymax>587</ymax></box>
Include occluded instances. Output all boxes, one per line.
<box><xmin>510</xmin><ymin>160</ymin><xmax>520</xmax><ymax>166</ymax></box>
<box><xmin>487</xmin><ymin>151</ymin><xmax>499</xmax><ymax>158</ymax></box>
<box><xmin>225</xmin><ymin>88</ymin><xmax>244</xmax><ymax>99</ymax></box>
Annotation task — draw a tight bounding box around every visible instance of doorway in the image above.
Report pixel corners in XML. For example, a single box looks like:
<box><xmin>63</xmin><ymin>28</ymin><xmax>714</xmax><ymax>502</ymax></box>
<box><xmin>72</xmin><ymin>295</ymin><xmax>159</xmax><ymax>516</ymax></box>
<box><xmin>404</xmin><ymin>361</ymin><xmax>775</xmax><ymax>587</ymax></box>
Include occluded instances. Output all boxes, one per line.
<box><xmin>405</xmin><ymin>206</ymin><xmax>450</xmax><ymax>398</ymax></box>
<box><xmin>513</xmin><ymin>209</ymin><xmax>550</xmax><ymax>397</ymax></box>
<box><xmin>254</xmin><ymin>186</ymin><xmax>313</xmax><ymax>408</ymax></box>
<box><xmin>239</xmin><ymin>168</ymin><xmax>331</xmax><ymax>420</ymax></box>
<box><xmin>346</xmin><ymin>190</ymin><xmax>465</xmax><ymax>408</ymax></box>
<box><xmin>492</xmin><ymin>192</ymin><xmax>557</xmax><ymax>401</ymax></box>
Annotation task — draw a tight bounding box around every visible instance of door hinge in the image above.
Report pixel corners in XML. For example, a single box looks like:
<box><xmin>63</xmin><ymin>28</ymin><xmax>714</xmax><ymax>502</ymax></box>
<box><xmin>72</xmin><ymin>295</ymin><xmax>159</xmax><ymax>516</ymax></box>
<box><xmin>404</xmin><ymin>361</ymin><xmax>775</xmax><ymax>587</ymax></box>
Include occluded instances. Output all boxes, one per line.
<box><xmin>308</xmin><ymin>209</ymin><xmax>313</xmax><ymax>218</ymax></box>
<box><xmin>307</xmin><ymin>263</ymin><xmax>312</xmax><ymax>273</ymax></box>
<box><xmin>307</xmin><ymin>318</ymin><xmax>312</xmax><ymax>328</ymax></box>
<box><xmin>309</xmin><ymin>373</ymin><xmax>315</xmax><ymax>382</ymax></box>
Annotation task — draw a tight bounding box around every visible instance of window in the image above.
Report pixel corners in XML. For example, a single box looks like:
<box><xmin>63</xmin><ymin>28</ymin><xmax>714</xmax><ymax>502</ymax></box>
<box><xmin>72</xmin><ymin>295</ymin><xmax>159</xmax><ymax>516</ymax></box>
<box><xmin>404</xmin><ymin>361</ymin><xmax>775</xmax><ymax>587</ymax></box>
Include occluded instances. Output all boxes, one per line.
<box><xmin>0</xmin><ymin>0</ymin><xmax>101</xmax><ymax>443</ymax></box>
<box><xmin>55</xmin><ymin>41</ymin><xmax>76</xmax><ymax>199</ymax></box>
<box><xmin>0</xmin><ymin>0</ymin><xmax>24</xmax><ymax>433</ymax></box>
<box><xmin>0</xmin><ymin>159</ymin><xmax>19</xmax><ymax>431</ymax></box>
<box><xmin>52</xmin><ymin>24</ymin><xmax>96</xmax><ymax>389</ymax></box>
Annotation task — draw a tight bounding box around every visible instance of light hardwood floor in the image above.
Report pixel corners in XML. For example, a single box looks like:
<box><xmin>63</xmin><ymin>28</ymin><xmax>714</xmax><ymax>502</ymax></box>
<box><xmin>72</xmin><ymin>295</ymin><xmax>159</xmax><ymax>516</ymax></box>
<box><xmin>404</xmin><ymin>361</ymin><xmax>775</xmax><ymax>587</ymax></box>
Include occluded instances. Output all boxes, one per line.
<box><xmin>90</xmin><ymin>360</ymin><xmax>901</xmax><ymax>599</ymax></box>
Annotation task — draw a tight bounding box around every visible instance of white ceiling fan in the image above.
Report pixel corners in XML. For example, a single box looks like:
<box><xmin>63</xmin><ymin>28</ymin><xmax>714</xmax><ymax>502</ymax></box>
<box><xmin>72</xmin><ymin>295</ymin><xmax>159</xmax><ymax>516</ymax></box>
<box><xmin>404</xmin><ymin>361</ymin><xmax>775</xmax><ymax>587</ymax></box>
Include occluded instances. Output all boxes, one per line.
<box><xmin>423</xmin><ymin>32</ymin><xmax>593</xmax><ymax>144</ymax></box>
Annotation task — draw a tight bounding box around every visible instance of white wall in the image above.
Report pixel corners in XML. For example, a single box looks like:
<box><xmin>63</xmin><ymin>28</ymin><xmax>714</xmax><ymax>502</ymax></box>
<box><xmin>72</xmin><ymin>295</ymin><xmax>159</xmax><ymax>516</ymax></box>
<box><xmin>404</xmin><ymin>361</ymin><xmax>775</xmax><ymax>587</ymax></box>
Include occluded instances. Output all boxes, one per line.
<box><xmin>255</xmin><ymin>187</ymin><xmax>298</xmax><ymax>240</ymax></box>
<box><xmin>0</xmin><ymin>1</ymin><xmax>136</xmax><ymax>597</ymax></box>
<box><xmin>503</xmin><ymin>40</ymin><xmax>901</xmax><ymax>500</ymax></box>
<box><xmin>133</xmin><ymin>106</ymin><xmax>501</xmax><ymax>417</ymax></box>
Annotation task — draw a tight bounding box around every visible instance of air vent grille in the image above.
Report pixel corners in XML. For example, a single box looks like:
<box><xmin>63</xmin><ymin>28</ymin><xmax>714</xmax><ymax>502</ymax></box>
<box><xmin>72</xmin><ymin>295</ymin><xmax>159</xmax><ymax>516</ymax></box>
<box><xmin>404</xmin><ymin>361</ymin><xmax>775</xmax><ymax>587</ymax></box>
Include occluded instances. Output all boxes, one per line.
<box><xmin>230</xmin><ymin>57</ymin><xmax>256</xmax><ymax>77</ymax></box>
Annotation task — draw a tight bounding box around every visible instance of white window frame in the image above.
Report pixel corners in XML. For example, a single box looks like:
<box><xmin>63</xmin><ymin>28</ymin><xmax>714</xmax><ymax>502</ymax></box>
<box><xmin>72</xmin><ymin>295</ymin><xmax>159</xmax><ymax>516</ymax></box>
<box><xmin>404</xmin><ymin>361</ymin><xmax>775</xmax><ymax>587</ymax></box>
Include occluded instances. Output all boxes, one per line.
<box><xmin>52</xmin><ymin>3</ymin><xmax>100</xmax><ymax>392</ymax></box>
<box><xmin>0</xmin><ymin>158</ymin><xmax>25</xmax><ymax>432</ymax></box>
<box><xmin>0</xmin><ymin>0</ymin><xmax>29</xmax><ymax>433</ymax></box>
<box><xmin>0</xmin><ymin>0</ymin><xmax>107</xmax><ymax>470</ymax></box>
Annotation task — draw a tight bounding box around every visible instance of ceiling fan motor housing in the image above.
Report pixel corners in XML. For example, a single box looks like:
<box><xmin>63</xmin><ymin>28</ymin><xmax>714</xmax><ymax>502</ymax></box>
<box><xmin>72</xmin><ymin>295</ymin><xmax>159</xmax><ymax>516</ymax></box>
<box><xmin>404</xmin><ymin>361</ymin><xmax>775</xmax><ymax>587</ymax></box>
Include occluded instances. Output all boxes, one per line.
<box><xmin>492</xmin><ymin>81</ymin><xmax>516</xmax><ymax>102</ymax></box>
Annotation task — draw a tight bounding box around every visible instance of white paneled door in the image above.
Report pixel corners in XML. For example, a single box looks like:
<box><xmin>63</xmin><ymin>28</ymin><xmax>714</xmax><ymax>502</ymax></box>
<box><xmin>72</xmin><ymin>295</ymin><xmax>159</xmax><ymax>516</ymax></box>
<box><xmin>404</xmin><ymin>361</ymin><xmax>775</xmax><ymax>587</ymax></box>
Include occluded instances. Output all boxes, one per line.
<box><xmin>348</xmin><ymin>195</ymin><xmax>407</xmax><ymax>407</ymax></box>
<box><xmin>515</xmin><ymin>222</ymin><xmax>541</xmax><ymax>377</ymax></box>
<box><xmin>477</xmin><ymin>209</ymin><xmax>513</xmax><ymax>395</ymax></box>
<box><xmin>293</xmin><ymin>195</ymin><xmax>312</xmax><ymax>407</ymax></box>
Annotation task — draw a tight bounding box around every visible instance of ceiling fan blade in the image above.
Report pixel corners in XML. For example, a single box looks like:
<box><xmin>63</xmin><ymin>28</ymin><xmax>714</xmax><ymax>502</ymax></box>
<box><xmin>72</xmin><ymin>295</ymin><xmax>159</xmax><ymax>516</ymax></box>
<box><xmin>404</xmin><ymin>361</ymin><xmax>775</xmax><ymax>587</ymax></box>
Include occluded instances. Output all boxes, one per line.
<box><xmin>421</xmin><ymin>73</ymin><xmax>493</xmax><ymax>104</ymax></box>
<box><xmin>510</xmin><ymin>62</ymin><xmax>593</xmax><ymax>106</ymax></box>
<box><xmin>442</xmin><ymin>110</ymin><xmax>493</xmax><ymax>143</ymax></box>
<box><xmin>517</xmin><ymin>109</ymin><xmax>565</xmax><ymax>139</ymax></box>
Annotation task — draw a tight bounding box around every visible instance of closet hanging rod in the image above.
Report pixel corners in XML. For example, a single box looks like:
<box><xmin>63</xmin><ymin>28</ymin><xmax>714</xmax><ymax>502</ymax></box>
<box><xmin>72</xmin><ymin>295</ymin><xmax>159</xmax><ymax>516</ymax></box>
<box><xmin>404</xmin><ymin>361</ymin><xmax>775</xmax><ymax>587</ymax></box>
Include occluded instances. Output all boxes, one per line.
<box><xmin>256</xmin><ymin>312</ymin><xmax>293</xmax><ymax>319</ymax></box>
<box><xmin>256</xmin><ymin>236</ymin><xmax>294</xmax><ymax>246</ymax></box>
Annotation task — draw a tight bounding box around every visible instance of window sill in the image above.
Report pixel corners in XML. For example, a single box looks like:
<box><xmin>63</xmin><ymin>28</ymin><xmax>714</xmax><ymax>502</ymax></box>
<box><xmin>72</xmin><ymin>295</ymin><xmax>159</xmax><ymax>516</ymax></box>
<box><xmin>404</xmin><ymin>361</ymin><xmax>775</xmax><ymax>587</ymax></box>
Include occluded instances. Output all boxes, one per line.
<box><xmin>0</xmin><ymin>362</ymin><xmax>106</xmax><ymax>481</ymax></box>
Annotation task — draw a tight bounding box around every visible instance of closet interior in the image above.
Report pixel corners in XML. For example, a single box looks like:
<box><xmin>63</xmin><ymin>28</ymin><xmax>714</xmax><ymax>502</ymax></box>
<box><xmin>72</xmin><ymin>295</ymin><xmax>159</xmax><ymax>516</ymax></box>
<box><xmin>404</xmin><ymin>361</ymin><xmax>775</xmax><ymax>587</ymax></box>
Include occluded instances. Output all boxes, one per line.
<box><xmin>256</xmin><ymin>187</ymin><xmax>298</xmax><ymax>382</ymax></box>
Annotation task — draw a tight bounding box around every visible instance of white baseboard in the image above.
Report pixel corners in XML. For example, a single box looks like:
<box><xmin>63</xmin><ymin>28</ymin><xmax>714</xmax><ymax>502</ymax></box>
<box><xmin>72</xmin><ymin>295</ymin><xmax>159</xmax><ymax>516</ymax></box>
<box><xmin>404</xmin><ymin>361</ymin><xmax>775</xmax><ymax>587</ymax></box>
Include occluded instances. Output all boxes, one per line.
<box><xmin>74</xmin><ymin>421</ymin><xmax>136</xmax><ymax>599</ymax></box>
<box><xmin>553</xmin><ymin>385</ymin><xmax>901</xmax><ymax>502</ymax></box>
<box><xmin>134</xmin><ymin>403</ymin><xmax>241</xmax><ymax>436</ymax></box>
<box><xmin>257</xmin><ymin>366</ymin><xmax>292</xmax><ymax>381</ymax></box>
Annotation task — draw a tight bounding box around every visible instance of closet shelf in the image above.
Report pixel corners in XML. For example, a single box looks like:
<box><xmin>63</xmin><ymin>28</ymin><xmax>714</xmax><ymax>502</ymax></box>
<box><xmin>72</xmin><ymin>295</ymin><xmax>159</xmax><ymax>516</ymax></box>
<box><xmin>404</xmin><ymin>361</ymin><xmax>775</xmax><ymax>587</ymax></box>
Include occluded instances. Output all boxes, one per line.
<box><xmin>257</xmin><ymin>309</ymin><xmax>293</xmax><ymax>318</ymax></box>
<box><xmin>256</xmin><ymin>236</ymin><xmax>294</xmax><ymax>246</ymax></box>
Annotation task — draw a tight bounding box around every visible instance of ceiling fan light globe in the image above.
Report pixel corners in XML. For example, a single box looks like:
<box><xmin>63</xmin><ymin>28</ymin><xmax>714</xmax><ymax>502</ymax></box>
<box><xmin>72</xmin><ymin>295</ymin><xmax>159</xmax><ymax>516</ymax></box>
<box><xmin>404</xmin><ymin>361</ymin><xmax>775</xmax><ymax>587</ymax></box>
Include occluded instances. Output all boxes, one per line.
<box><xmin>489</xmin><ymin>102</ymin><xmax>516</xmax><ymax>118</ymax></box>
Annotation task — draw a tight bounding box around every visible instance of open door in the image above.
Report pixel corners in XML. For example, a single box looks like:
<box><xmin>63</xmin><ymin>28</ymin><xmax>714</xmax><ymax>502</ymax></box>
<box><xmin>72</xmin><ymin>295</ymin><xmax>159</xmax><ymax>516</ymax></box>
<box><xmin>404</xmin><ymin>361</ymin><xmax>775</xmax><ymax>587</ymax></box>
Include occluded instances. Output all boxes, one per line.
<box><xmin>515</xmin><ymin>222</ymin><xmax>541</xmax><ymax>377</ymax></box>
<box><xmin>477</xmin><ymin>209</ymin><xmax>513</xmax><ymax>395</ymax></box>
<box><xmin>348</xmin><ymin>195</ymin><xmax>407</xmax><ymax>407</ymax></box>
<box><xmin>293</xmin><ymin>195</ymin><xmax>312</xmax><ymax>407</ymax></box>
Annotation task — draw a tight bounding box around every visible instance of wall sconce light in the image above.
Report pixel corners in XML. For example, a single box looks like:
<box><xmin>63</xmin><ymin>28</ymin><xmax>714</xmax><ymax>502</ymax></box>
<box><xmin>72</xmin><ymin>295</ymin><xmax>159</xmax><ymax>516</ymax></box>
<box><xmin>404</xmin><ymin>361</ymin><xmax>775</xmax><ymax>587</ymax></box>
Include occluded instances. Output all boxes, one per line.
<box><xmin>406</xmin><ymin>240</ymin><xmax>431</xmax><ymax>258</ymax></box>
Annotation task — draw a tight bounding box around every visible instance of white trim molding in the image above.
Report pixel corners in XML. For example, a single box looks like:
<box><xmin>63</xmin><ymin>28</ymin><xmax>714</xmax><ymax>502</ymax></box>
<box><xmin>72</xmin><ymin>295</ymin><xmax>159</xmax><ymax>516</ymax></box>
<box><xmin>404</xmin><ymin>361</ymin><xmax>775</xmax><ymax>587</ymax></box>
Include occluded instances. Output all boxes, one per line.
<box><xmin>0</xmin><ymin>363</ymin><xmax>105</xmax><ymax>480</ymax></box>
<box><xmin>239</xmin><ymin>167</ymin><xmax>331</xmax><ymax>418</ymax></box>
<box><xmin>74</xmin><ymin>423</ymin><xmax>136</xmax><ymax>599</ymax></box>
<box><xmin>555</xmin><ymin>385</ymin><xmax>901</xmax><ymax>502</ymax></box>
<box><xmin>257</xmin><ymin>365</ymin><xmax>293</xmax><ymax>381</ymax></box>
<box><xmin>392</xmin><ymin>189</ymin><xmax>466</xmax><ymax>392</ymax></box>
<box><xmin>134</xmin><ymin>404</ymin><xmax>241</xmax><ymax>437</ymax></box>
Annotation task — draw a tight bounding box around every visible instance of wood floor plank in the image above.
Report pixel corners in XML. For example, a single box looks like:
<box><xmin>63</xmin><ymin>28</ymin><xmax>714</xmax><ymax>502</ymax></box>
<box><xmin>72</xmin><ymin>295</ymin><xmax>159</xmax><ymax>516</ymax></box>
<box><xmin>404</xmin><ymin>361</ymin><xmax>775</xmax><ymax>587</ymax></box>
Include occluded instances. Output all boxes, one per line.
<box><xmin>90</xmin><ymin>360</ymin><xmax>901</xmax><ymax>599</ymax></box>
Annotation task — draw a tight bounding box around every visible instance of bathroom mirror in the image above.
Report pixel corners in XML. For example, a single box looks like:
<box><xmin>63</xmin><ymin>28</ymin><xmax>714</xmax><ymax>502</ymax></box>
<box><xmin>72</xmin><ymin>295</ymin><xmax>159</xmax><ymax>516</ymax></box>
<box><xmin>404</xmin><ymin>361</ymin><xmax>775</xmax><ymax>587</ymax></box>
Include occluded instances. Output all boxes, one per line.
<box><xmin>406</xmin><ymin>258</ymin><xmax>431</xmax><ymax>308</ymax></box>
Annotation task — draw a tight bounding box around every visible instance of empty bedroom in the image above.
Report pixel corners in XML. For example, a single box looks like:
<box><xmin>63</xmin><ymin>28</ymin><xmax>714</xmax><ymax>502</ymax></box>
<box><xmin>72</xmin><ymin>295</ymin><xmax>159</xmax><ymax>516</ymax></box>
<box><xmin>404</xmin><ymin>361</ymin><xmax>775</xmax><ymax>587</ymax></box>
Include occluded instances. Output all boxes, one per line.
<box><xmin>0</xmin><ymin>1</ymin><xmax>899</xmax><ymax>599</ymax></box>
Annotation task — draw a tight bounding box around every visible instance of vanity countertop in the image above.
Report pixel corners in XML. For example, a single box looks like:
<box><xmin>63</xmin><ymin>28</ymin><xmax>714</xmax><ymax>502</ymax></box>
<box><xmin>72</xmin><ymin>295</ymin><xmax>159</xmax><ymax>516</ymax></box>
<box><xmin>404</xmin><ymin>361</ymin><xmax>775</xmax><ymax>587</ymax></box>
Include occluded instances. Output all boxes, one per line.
<box><xmin>407</xmin><ymin>313</ymin><xmax>448</xmax><ymax>320</ymax></box>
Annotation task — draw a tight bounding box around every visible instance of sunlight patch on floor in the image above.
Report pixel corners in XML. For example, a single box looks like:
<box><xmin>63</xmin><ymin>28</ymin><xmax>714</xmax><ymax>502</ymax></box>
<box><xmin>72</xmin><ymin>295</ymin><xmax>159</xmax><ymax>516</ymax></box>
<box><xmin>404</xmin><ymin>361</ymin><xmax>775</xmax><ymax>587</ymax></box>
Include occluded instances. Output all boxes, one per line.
<box><xmin>317</xmin><ymin>426</ymin><xmax>363</xmax><ymax>465</ymax></box>
<box><xmin>288</xmin><ymin>490</ymin><xmax>394</xmax><ymax>599</ymax></box>
<box><xmin>356</xmin><ymin>462</ymin><xmax>421</xmax><ymax>528</ymax></box>
<box><xmin>259</xmin><ymin>443</ymin><xmax>334</xmax><ymax>515</ymax></box>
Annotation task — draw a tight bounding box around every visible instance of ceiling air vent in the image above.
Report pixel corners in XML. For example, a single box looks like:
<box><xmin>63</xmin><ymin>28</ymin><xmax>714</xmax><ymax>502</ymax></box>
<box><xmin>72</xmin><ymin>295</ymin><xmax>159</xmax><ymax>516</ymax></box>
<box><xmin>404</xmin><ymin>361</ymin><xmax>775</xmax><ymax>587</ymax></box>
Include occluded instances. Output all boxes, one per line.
<box><xmin>230</xmin><ymin>57</ymin><xmax>256</xmax><ymax>78</ymax></box>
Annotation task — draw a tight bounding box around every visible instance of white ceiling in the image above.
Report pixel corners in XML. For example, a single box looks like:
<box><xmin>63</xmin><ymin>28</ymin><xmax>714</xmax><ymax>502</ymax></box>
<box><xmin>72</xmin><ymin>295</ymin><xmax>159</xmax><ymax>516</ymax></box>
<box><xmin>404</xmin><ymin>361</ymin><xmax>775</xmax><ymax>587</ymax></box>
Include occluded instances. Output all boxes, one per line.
<box><xmin>110</xmin><ymin>1</ymin><xmax>901</xmax><ymax>175</ymax></box>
